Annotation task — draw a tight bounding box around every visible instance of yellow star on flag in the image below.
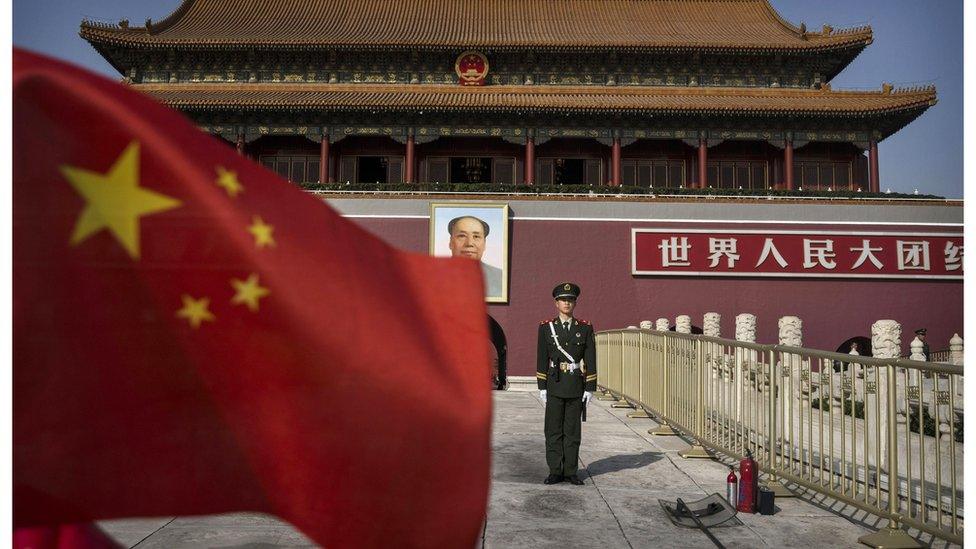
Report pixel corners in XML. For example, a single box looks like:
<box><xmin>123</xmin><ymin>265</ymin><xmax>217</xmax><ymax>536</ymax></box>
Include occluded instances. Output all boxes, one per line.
<box><xmin>60</xmin><ymin>141</ymin><xmax>181</xmax><ymax>259</ymax></box>
<box><xmin>176</xmin><ymin>294</ymin><xmax>216</xmax><ymax>329</ymax></box>
<box><xmin>248</xmin><ymin>215</ymin><xmax>276</xmax><ymax>248</ymax></box>
<box><xmin>230</xmin><ymin>273</ymin><xmax>270</xmax><ymax>312</ymax></box>
<box><xmin>215</xmin><ymin>166</ymin><xmax>243</xmax><ymax>197</ymax></box>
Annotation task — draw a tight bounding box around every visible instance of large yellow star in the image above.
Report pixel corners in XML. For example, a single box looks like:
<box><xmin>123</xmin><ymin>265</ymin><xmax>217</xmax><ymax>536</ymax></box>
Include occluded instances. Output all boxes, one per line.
<box><xmin>248</xmin><ymin>215</ymin><xmax>276</xmax><ymax>248</ymax></box>
<box><xmin>230</xmin><ymin>273</ymin><xmax>270</xmax><ymax>312</ymax></box>
<box><xmin>215</xmin><ymin>166</ymin><xmax>243</xmax><ymax>197</ymax></box>
<box><xmin>176</xmin><ymin>294</ymin><xmax>215</xmax><ymax>329</ymax></box>
<box><xmin>60</xmin><ymin>141</ymin><xmax>181</xmax><ymax>259</ymax></box>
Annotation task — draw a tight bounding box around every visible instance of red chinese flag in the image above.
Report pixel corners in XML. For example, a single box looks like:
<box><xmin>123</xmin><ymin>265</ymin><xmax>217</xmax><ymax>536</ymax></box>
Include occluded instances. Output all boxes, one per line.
<box><xmin>13</xmin><ymin>48</ymin><xmax>491</xmax><ymax>548</ymax></box>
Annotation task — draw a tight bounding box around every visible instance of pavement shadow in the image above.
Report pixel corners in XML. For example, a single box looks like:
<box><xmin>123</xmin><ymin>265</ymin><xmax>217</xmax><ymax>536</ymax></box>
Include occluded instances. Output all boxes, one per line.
<box><xmin>584</xmin><ymin>451</ymin><xmax>664</xmax><ymax>478</ymax></box>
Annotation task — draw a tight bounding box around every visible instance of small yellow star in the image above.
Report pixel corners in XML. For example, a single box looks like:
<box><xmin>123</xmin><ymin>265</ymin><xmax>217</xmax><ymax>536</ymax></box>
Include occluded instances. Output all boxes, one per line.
<box><xmin>230</xmin><ymin>273</ymin><xmax>270</xmax><ymax>312</ymax></box>
<box><xmin>60</xmin><ymin>141</ymin><xmax>181</xmax><ymax>259</ymax></box>
<box><xmin>215</xmin><ymin>166</ymin><xmax>243</xmax><ymax>197</ymax></box>
<box><xmin>176</xmin><ymin>294</ymin><xmax>215</xmax><ymax>329</ymax></box>
<box><xmin>248</xmin><ymin>215</ymin><xmax>276</xmax><ymax>248</ymax></box>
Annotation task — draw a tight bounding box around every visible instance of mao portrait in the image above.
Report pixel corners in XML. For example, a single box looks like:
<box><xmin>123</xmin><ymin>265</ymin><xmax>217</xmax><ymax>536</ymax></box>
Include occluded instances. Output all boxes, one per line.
<box><xmin>429</xmin><ymin>203</ymin><xmax>510</xmax><ymax>303</ymax></box>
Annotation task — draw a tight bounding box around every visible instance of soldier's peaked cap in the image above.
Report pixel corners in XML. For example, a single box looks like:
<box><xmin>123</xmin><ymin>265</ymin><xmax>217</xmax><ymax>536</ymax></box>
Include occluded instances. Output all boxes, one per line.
<box><xmin>915</xmin><ymin>328</ymin><xmax>927</xmax><ymax>335</ymax></box>
<box><xmin>553</xmin><ymin>282</ymin><xmax>581</xmax><ymax>299</ymax></box>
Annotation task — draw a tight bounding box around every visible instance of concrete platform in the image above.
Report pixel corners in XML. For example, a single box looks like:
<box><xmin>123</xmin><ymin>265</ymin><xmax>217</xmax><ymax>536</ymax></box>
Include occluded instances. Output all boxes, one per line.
<box><xmin>98</xmin><ymin>390</ymin><xmax>954</xmax><ymax>548</ymax></box>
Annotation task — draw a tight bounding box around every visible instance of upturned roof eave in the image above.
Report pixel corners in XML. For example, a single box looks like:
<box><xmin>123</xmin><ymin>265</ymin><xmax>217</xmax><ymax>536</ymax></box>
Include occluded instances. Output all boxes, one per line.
<box><xmin>79</xmin><ymin>33</ymin><xmax>874</xmax><ymax>55</ymax></box>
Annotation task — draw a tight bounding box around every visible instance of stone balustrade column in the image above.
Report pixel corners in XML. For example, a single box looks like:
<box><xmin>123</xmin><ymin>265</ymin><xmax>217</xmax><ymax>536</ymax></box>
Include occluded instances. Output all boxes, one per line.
<box><xmin>639</xmin><ymin>320</ymin><xmax>653</xmax><ymax>330</ymax></box>
<box><xmin>675</xmin><ymin>315</ymin><xmax>691</xmax><ymax>334</ymax></box>
<box><xmin>907</xmin><ymin>336</ymin><xmax>926</xmax><ymax>420</ymax></box>
<box><xmin>703</xmin><ymin>313</ymin><xmax>721</xmax><ymax>337</ymax></box>
<box><xmin>842</xmin><ymin>344</ymin><xmax>862</xmax><ymax>412</ymax></box>
<box><xmin>655</xmin><ymin>318</ymin><xmax>670</xmax><ymax>332</ymax></box>
<box><xmin>735</xmin><ymin>314</ymin><xmax>756</xmax><ymax>343</ymax></box>
<box><xmin>949</xmin><ymin>333</ymin><xmax>964</xmax><ymax>366</ymax></box>
<box><xmin>949</xmin><ymin>334</ymin><xmax>963</xmax><ymax>400</ymax></box>
<box><xmin>778</xmin><ymin>316</ymin><xmax>804</xmax><ymax>401</ymax></box>
<box><xmin>703</xmin><ymin>313</ymin><xmax>722</xmax><ymax>380</ymax></box>
<box><xmin>871</xmin><ymin>319</ymin><xmax>901</xmax><ymax>471</ymax></box>
<box><xmin>776</xmin><ymin>316</ymin><xmax>802</xmax><ymax>455</ymax></box>
<box><xmin>734</xmin><ymin>314</ymin><xmax>756</xmax><ymax>430</ymax></box>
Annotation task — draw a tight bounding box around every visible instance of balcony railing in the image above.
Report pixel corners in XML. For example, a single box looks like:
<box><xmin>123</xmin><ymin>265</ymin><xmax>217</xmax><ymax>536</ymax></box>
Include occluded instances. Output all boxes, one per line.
<box><xmin>597</xmin><ymin>328</ymin><xmax>963</xmax><ymax>546</ymax></box>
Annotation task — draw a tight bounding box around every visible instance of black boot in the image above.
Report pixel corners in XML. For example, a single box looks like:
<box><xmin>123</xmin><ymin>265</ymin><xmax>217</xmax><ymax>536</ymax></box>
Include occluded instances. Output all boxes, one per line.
<box><xmin>565</xmin><ymin>474</ymin><xmax>584</xmax><ymax>485</ymax></box>
<box><xmin>544</xmin><ymin>474</ymin><xmax>563</xmax><ymax>485</ymax></box>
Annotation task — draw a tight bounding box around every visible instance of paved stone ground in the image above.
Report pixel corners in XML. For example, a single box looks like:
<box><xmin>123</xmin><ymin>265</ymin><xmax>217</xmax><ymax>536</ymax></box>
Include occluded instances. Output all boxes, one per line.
<box><xmin>99</xmin><ymin>389</ymin><xmax>956</xmax><ymax>548</ymax></box>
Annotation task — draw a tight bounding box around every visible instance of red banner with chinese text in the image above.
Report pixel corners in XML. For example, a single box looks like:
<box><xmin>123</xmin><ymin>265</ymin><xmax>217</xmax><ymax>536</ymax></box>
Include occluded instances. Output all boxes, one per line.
<box><xmin>632</xmin><ymin>229</ymin><xmax>963</xmax><ymax>279</ymax></box>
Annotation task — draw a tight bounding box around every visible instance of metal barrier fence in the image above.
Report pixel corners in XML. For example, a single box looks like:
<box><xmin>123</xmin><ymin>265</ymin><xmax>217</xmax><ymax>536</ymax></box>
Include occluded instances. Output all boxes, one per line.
<box><xmin>597</xmin><ymin>328</ymin><xmax>964</xmax><ymax>547</ymax></box>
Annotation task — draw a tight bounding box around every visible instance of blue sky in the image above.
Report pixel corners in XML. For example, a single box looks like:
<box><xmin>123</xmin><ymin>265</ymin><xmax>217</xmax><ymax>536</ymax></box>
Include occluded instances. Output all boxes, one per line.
<box><xmin>12</xmin><ymin>0</ymin><xmax>963</xmax><ymax>198</ymax></box>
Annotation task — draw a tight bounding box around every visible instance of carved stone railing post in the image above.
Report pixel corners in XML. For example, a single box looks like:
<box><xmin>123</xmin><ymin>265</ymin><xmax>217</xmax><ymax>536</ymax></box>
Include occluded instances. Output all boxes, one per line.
<box><xmin>703</xmin><ymin>313</ymin><xmax>721</xmax><ymax>337</ymax></box>
<box><xmin>675</xmin><ymin>315</ymin><xmax>691</xmax><ymax>334</ymax></box>
<box><xmin>639</xmin><ymin>320</ymin><xmax>653</xmax><ymax>330</ymax></box>
<box><xmin>949</xmin><ymin>333</ymin><xmax>964</xmax><ymax>366</ymax></box>
<box><xmin>776</xmin><ymin>316</ymin><xmax>801</xmax><ymax>460</ymax></box>
<box><xmin>900</xmin><ymin>337</ymin><xmax>928</xmax><ymax>425</ymax></box>
<box><xmin>735</xmin><ymin>314</ymin><xmax>756</xmax><ymax>343</ymax></box>
<box><xmin>778</xmin><ymin>316</ymin><xmax>803</xmax><ymax>401</ymax></box>
<box><xmin>833</xmin><ymin>343</ymin><xmax>860</xmax><ymax>413</ymax></box>
<box><xmin>656</xmin><ymin>318</ymin><xmax>670</xmax><ymax>332</ymax></box>
<box><xmin>704</xmin><ymin>313</ymin><xmax>721</xmax><ymax>380</ymax></box>
<box><xmin>949</xmin><ymin>334</ymin><xmax>963</xmax><ymax>403</ymax></box>
<box><xmin>871</xmin><ymin>319</ymin><xmax>901</xmax><ymax>472</ymax></box>
<box><xmin>734</xmin><ymin>313</ymin><xmax>756</xmax><ymax>439</ymax></box>
<box><xmin>909</xmin><ymin>337</ymin><xmax>925</xmax><ymax>401</ymax></box>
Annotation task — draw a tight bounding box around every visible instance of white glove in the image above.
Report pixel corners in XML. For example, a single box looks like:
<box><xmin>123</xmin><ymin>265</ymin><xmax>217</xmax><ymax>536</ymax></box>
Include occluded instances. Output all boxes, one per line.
<box><xmin>582</xmin><ymin>391</ymin><xmax>593</xmax><ymax>404</ymax></box>
<box><xmin>540</xmin><ymin>390</ymin><xmax>547</xmax><ymax>404</ymax></box>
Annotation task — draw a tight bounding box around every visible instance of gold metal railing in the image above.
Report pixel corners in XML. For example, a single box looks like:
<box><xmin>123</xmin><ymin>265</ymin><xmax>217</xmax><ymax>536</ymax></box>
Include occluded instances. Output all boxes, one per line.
<box><xmin>597</xmin><ymin>328</ymin><xmax>964</xmax><ymax>547</ymax></box>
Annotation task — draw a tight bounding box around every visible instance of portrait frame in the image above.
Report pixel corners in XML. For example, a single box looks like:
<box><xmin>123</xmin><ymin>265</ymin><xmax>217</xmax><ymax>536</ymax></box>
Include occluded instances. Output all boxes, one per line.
<box><xmin>429</xmin><ymin>202</ymin><xmax>510</xmax><ymax>303</ymax></box>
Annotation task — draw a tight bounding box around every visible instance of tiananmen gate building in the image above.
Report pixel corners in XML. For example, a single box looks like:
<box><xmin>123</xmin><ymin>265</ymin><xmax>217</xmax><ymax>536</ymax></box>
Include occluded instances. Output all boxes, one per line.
<box><xmin>81</xmin><ymin>0</ymin><xmax>962</xmax><ymax>382</ymax></box>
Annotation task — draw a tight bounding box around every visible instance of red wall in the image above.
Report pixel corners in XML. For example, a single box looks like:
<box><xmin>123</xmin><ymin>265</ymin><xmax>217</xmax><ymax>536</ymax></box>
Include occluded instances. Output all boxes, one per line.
<box><xmin>351</xmin><ymin>216</ymin><xmax>963</xmax><ymax>376</ymax></box>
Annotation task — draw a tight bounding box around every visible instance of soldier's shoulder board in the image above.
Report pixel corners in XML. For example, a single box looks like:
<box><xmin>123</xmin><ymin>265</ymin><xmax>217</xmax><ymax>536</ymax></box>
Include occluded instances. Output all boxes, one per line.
<box><xmin>578</xmin><ymin>319</ymin><xmax>590</xmax><ymax>325</ymax></box>
<box><xmin>540</xmin><ymin>319</ymin><xmax>551</xmax><ymax>325</ymax></box>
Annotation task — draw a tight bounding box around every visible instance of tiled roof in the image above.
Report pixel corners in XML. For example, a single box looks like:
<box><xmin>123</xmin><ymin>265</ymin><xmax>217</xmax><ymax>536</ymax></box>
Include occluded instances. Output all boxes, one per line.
<box><xmin>133</xmin><ymin>83</ymin><xmax>936</xmax><ymax>117</ymax></box>
<box><xmin>82</xmin><ymin>0</ymin><xmax>872</xmax><ymax>52</ymax></box>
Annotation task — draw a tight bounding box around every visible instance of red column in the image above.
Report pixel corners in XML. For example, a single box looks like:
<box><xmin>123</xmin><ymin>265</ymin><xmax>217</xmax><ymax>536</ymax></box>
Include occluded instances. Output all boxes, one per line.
<box><xmin>869</xmin><ymin>139</ymin><xmax>880</xmax><ymax>193</ymax></box>
<box><xmin>236</xmin><ymin>133</ymin><xmax>244</xmax><ymax>156</ymax></box>
<box><xmin>784</xmin><ymin>138</ymin><xmax>794</xmax><ymax>191</ymax></box>
<box><xmin>319</xmin><ymin>136</ymin><xmax>330</xmax><ymax>183</ymax></box>
<box><xmin>697</xmin><ymin>138</ymin><xmax>707</xmax><ymax>189</ymax></box>
<box><xmin>611</xmin><ymin>137</ymin><xmax>621</xmax><ymax>186</ymax></box>
<box><xmin>405</xmin><ymin>134</ymin><xmax>415</xmax><ymax>184</ymax></box>
<box><xmin>525</xmin><ymin>136</ymin><xmax>535</xmax><ymax>185</ymax></box>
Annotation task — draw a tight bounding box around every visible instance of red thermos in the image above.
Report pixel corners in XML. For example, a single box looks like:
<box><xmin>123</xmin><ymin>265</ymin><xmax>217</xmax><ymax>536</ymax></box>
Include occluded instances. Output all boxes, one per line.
<box><xmin>737</xmin><ymin>449</ymin><xmax>758</xmax><ymax>513</ymax></box>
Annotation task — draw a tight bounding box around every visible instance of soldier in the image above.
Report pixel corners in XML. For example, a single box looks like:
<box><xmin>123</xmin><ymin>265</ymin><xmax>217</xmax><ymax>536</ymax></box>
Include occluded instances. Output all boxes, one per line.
<box><xmin>537</xmin><ymin>282</ymin><xmax>597</xmax><ymax>485</ymax></box>
<box><xmin>915</xmin><ymin>328</ymin><xmax>930</xmax><ymax>361</ymax></box>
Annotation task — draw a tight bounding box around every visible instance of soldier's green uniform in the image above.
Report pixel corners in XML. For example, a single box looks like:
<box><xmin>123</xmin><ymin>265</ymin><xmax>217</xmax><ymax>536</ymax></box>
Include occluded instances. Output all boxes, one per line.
<box><xmin>537</xmin><ymin>283</ymin><xmax>597</xmax><ymax>483</ymax></box>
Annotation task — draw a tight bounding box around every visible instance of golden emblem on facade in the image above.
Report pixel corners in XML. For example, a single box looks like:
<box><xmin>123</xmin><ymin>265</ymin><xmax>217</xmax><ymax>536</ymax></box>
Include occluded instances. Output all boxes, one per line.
<box><xmin>455</xmin><ymin>51</ymin><xmax>488</xmax><ymax>86</ymax></box>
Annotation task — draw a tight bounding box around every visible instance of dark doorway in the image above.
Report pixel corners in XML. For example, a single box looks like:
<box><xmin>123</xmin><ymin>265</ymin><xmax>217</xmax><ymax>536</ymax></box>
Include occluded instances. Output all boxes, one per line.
<box><xmin>357</xmin><ymin>156</ymin><xmax>387</xmax><ymax>183</ymax></box>
<box><xmin>488</xmin><ymin>315</ymin><xmax>507</xmax><ymax>390</ymax></box>
<box><xmin>450</xmin><ymin>157</ymin><xmax>492</xmax><ymax>184</ymax></box>
<box><xmin>833</xmin><ymin>336</ymin><xmax>871</xmax><ymax>372</ymax></box>
<box><xmin>554</xmin><ymin>158</ymin><xmax>586</xmax><ymax>184</ymax></box>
